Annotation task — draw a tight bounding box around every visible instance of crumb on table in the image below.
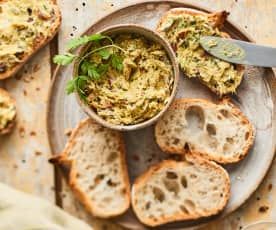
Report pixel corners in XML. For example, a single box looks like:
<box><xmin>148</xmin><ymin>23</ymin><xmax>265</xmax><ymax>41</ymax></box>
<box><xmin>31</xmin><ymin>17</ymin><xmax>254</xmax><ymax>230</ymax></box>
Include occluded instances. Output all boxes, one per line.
<box><xmin>258</xmin><ymin>205</ymin><xmax>269</xmax><ymax>213</ymax></box>
<box><xmin>35</xmin><ymin>150</ymin><xmax>42</xmax><ymax>156</ymax></box>
<box><xmin>64</xmin><ymin>128</ymin><xmax>72</xmax><ymax>136</ymax></box>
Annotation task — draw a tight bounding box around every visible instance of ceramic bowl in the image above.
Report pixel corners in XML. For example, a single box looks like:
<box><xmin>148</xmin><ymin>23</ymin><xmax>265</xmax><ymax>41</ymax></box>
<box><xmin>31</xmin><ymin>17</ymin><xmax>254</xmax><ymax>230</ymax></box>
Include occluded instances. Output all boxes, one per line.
<box><xmin>73</xmin><ymin>24</ymin><xmax>179</xmax><ymax>131</ymax></box>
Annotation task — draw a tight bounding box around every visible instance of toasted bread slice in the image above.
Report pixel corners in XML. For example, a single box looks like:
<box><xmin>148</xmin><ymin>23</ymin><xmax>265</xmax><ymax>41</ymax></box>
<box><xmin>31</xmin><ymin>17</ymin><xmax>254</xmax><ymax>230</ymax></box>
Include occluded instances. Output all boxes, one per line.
<box><xmin>0</xmin><ymin>88</ymin><xmax>16</xmax><ymax>135</ymax></box>
<box><xmin>155</xmin><ymin>98</ymin><xmax>254</xmax><ymax>164</ymax></box>
<box><xmin>0</xmin><ymin>0</ymin><xmax>61</xmax><ymax>79</ymax></box>
<box><xmin>157</xmin><ymin>8</ymin><xmax>244</xmax><ymax>95</ymax></box>
<box><xmin>131</xmin><ymin>154</ymin><xmax>230</xmax><ymax>227</ymax></box>
<box><xmin>49</xmin><ymin>119</ymin><xmax>130</xmax><ymax>218</ymax></box>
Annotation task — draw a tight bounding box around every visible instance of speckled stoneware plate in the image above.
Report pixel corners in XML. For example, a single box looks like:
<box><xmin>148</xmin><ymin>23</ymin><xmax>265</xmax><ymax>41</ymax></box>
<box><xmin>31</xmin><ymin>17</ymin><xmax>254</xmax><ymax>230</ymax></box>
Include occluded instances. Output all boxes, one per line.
<box><xmin>47</xmin><ymin>1</ymin><xmax>276</xmax><ymax>229</ymax></box>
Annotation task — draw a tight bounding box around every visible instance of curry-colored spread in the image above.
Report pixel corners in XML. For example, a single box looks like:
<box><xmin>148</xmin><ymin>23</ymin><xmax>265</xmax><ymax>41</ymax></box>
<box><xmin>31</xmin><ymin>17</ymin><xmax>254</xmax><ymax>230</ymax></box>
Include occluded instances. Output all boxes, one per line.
<box><xmin>82</xmin><ymin>34</ymin><xmax>174</xmax><ymax>125</ymax></box>
<box><xmin>159</xmin><ymin>14</ymin><xmax>243</xmax><ymax>94</ymax></box>
<box><xmin>0</xmin><ymin>95</ymin><xmax>16</xmax><ymax>130</ymax></box>
<box><xmin>0</xmin><ymin>0</ymin><xmax>58</xmax><ymax>73</ymax></box>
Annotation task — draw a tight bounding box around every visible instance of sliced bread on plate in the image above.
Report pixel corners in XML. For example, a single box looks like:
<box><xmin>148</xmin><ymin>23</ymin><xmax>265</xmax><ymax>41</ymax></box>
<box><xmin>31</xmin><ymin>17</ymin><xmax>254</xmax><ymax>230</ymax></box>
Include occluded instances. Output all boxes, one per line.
<box><xmin>157</xmin><ymin>8</ymin><xmax>244</xmax><ymax>95</ymax></box>
<box><xmin>131</xmin><ymin>154</ymin><xmax>230</xmax><ymax>226</ymax></box>
<box><xmin>0</xmin><ymin>88</ymin><xmax>16</xmax><ymax>135</ymax></box>
<box><xmin>155</xmin><ymin>98</ymin><xmax>254</xmax><ymax>164</ymax></box>
<box><xmin>49</xmin><ymin>118</ymin><xmax>130</xmax><ymax>218</ymax></box>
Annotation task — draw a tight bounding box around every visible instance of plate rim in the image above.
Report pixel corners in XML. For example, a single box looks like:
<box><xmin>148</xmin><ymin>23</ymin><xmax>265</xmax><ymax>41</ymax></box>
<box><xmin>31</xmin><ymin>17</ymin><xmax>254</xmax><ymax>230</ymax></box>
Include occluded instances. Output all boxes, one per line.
<box><xmin>46</xmin><ymin>0</ymin><xmax>276</xmax><ymax>228</ymax></box>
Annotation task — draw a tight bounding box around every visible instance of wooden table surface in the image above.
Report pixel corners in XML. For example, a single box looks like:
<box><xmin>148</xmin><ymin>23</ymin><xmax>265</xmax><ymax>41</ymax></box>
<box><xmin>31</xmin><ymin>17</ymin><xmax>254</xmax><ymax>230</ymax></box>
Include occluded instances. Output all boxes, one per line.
<box><xmin>0</xmin><ymin>0</ymin><xmax>275</xmax><ymax>229</ymax></box>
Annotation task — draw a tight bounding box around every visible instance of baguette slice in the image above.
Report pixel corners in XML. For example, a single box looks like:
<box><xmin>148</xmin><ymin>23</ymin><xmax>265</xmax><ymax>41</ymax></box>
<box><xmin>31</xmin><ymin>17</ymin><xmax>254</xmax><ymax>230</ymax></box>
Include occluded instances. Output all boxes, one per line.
<box><xmin>49</xmin><ymin>118</ymin><xmax>130</xmax><ymax>218</ymax></box>
<box><xmin>157</xmin><ymin>8</ymin><xmax>244</xmax><ymax>95</ymax></box>
<box><xmin>155</xmin><ymin>98</ymin><xmax>254</xmax><ymax>164</ymax></box>
<box><xmin>0</xmin><ymin>88</ymin><xmax>16</xmax><ymax>135</ymax></box>
<box><xmin>131</xmin><ymin>154</ymin><xmax>230</xmax><ymax>227</ymax></box>
<box><xmin>0</xmin><ymin>0</ymin><xmax>61</xmax><ymax>79</ymax></box>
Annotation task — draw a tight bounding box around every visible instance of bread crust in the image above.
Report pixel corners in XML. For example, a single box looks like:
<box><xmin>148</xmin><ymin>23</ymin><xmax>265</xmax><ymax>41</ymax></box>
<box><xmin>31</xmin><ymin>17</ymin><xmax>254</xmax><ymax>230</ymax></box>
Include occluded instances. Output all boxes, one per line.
<box><xmin>131</xmin><ymin>154</ymin><xmax>230</xmax><ymax>227</ymax></box>
<box><xmin>0</xmin><ymin>88</ymin><xmax>16</xmax><ymax>135</ymax></box>
<box><xmin>49</xmin><ymin>118</ymin><xmax>131</xmax><ymax>218</ymax></box>
<box><xmin>0</xmin><ymin>0</ymin><xmax>62</xmax><ymax>80</ymax></box>
<box><xmin>157</xmin><ymin>8</ymin><xmax>244</xmax><ymax>96</ymax></box>
<box><xmin>155</xmin><ymin>98</ymin><xmax>255</xmax><ymax>164</ymax></box>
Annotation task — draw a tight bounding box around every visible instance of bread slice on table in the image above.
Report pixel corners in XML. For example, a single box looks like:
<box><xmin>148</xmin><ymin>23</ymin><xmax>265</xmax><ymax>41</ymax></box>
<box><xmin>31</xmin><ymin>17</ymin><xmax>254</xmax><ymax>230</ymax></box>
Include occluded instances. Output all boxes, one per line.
<box><xmin>0</xmin><ymin>0</ymin><xmax>61</xmax><ymax>79</ymax></box>
<box><xmin>0</xmin><ymin>88</ymin><xmax>16</xmax><ymax>135</ymax></box>
<box><xmin>155</xmin><ymin>98</ymin><xmax>254</xmax><ymax>164</ymax></box>
<box><xmin>49</xmin><ymin>118</ymin><xmax>130</xmax><ymax>218</ymax></box>
<box><xmin>131</xmin><ymin>154</ymin><xmax>230</xmax><ymax>227</ymax></box>
<box><xmin>157</xmin><ymin>8</ymin><xmax>244</xmax><ymax>95</ymax></box>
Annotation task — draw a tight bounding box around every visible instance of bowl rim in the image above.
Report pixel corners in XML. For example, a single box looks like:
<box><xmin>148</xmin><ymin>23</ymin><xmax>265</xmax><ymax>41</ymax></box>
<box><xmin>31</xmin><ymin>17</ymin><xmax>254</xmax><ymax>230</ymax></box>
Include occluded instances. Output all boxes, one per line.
<box><xmin>72</xmin><ymin>23</ymin><xmax>179</xmax><ymax>131</ymax></box>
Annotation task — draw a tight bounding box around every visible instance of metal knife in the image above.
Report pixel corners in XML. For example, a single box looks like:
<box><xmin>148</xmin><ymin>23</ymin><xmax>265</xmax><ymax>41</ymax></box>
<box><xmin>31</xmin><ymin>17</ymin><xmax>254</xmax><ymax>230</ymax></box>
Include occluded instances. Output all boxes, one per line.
<box><xmin>199</xmin><ymin>36</ymin><xmax>276</xmax><ymax>67</ymax></box>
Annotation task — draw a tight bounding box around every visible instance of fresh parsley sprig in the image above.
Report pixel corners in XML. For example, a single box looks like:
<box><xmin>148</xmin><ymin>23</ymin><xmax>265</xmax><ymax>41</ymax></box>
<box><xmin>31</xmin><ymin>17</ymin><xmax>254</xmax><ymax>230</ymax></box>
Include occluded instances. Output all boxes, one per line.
<box><xmin>66</xmin><ymin>75</ymin><xmax>90</xmax><ymax>102</ymax></box>
<box><xmin>53</xmin><ymin>53</ymin><xmax>75</xmax><ymax>65</ymax></box>
<box><xmin>53</xmin><ymin>33</ymin><xmax>126</xmax><ymax>103</ymax></box>
<box><xmin>66</xmin><ymin>34</ymin><xmax>112</xmax><ymax>51</ymax></box>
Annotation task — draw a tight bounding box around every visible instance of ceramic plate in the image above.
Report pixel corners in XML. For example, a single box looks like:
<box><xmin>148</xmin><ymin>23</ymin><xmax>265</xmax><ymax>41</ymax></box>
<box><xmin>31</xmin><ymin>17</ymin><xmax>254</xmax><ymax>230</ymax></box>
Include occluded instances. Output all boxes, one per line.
<box><xmin>47</xmin><ymin>1</ymin><xmax>276</xmax><ymax>229</ymax></box>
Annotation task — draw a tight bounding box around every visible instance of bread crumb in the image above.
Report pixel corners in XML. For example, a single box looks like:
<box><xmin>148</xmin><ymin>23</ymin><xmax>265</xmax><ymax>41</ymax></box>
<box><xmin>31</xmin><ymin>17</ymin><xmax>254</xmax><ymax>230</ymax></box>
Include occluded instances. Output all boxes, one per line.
<box><xmin>35</xmin><ymin>87</ymin><xmax>40</xmax><ymax>91</ymax></box>
<box><xmin>35</xmin><ymin>150</ymin><xmax>42</xmax><ymax>156</ymax></box>
<box><xmin>236</xmin><ymin>176</ymin><xmax>243</xmax><ymax>181</ymax></box>
<box><xmin>23</xmin><ymin>90</ymin><xmax>27</xmax><ymax>96</ymax></box>
<box><xmin>30</xmin><ymin>131</ymin><xmax>36</xmax><ymax>136</ymax></box>
<box><xmin>64</xmin><ymin>128</ymin><xmax>72</xmax><ymax>136</ymax></box>
<box><xmin>258</xmin><ymin>205</ymin><xmax>269</xmax><ymax>213</ymax></box>
<box><xmin>33</xmin><ymin>64</ymin><xmax>40</xmax><ymax>72</ymax></box>
<box><xmin>15</xmin><ymin>73</ymin><xmax>23</xmax><ymax>80</ymax></box>
<box><xmin>147</xmin><ymin>158</ymin><xmax>153</xmax><ymax>163</ymax></box>
<box><xmin>268</xmin><ymin>183</ymin><xmax>273</xmax><ymax>191</ymax></box>
<box><xmin>13</xmin><ymin>164</ymin><xmax>18</xmax><ymax>169</ymax></box>
<box><xmin>102</xmin><ymin>224</ymin><xmax>108</xmax><ymax>230</ymax></box>
<box><xmin>132</xmin><ymin>154</ymin><xmax>140</xmax><ymax>161</ymax></box>
<box><xmin>19</xmin><ymin>126</ymin><xmax>25</xmax><ymax>137</ymax></box>
<box><xmin>23</xmin><ymin>77</ymin><xmax>31</xmax><ymax>83</ymax></box>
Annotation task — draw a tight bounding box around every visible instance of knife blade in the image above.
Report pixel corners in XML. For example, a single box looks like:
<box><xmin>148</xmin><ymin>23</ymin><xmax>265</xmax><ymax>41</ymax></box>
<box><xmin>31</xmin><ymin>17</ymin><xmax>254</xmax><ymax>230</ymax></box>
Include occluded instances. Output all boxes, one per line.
<box><xmin>199</xmin><ymin>36</ymin><xmax>276</xmax><ymax>67</ymax></box>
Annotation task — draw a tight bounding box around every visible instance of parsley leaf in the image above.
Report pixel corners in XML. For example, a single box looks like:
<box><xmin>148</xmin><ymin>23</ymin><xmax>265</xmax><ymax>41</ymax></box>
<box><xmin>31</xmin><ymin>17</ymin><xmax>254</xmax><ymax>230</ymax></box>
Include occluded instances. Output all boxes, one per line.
<box><xmin>80</xmin><ymin>60</ymin><xmax>90</xmax><ymax>74</ymax></box>
<box><xmin>66</xmin><ymin>79</ymin><xmax>76</xmax><ymax>94</ymax></box>
<box><xmin>53</xmin><ymin>53</ymin><xmax>76</xmax><ymax>65</ymax></box>
<box><xmin>88</xmin><ymin>67</ymin><xmax>100</xmax><ymax>79</ymax></box>
<box><xmin>111</xmin><ymin>54</ymin><xmax>123</xmax><ymax>72</ymax></box>
<box><xmin>80</xmin><ymin>60</ymin><xmax>101</xmax><ymax>80</ymax></box>
<box><xmin>66</xmin><ymin>76</ymin><xmax>90</xmax><ymax>103</ymax></box>
<box><xmin>76</xmin><ymin>76</ymin><xmax>90</xmax><ymax>102</ymax></box>
<box><xmin>97</xmin><ymin>64</ymin><xmax>109</xmax><ymax>75</ymax></box>
<box><xmin>98</xmin><ymin>48</ymin><xmax>111</xmax><ymax>60</ymax></box>
<box><xmin>66</xmin><ymin>34</ymin><xmax>109</xmax><ymax>50</ymax></box>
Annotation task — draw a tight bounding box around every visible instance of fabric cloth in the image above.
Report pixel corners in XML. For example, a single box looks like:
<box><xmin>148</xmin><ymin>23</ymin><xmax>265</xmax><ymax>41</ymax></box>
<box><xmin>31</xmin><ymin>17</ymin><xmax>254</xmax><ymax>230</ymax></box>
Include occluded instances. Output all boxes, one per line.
<box><xmin>0</xmin><ymin>183</ymin><xmax>92</xmax><ymax>230</ymax></box>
